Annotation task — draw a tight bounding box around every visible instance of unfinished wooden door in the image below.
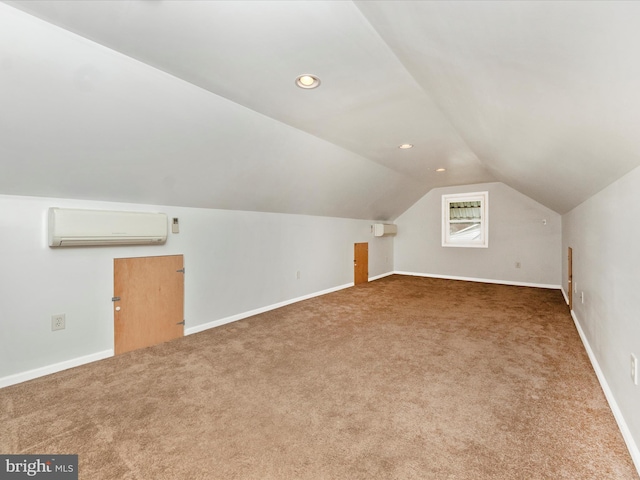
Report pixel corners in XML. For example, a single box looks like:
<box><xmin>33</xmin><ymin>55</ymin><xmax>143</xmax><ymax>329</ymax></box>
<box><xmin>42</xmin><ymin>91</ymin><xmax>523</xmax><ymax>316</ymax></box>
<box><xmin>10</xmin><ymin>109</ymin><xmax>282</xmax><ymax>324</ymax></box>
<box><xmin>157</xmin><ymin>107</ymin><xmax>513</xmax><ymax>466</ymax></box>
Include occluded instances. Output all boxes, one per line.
<box><xmin>354</xmin><ymin>243</ymin><xmax>368</xmax><ymax>285</ymax></box>
<box><xmin>568</xmin><ymin>247</ymin><xmax>573</xmax><ymax>310</ymax></box>
<box><xmin>114</xmin><ymin>255</ymin><xmax>184</xmax><ymax>355</ymax></box>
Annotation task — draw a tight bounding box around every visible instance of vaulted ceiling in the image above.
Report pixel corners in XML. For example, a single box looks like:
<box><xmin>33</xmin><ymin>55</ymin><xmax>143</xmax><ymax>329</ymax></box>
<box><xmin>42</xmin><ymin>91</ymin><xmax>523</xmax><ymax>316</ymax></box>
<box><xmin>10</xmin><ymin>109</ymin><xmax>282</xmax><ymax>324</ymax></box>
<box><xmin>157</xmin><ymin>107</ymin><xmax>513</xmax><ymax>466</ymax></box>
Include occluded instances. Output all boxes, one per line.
<box><xmin>2</xmin><ymin>1</ymin><xmax>639</xmax><ymax>220</ymax></box>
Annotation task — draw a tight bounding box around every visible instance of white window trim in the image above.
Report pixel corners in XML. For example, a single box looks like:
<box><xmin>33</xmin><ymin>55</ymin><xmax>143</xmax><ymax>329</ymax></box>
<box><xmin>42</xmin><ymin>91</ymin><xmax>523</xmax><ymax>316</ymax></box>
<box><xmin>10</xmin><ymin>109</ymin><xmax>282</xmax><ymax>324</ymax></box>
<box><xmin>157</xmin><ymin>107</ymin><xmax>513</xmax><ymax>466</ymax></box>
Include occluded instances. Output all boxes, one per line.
<box><xmin>442</xmin><ymin>191</ymin><xmax>489</xmax><ymax>248</ymax></box>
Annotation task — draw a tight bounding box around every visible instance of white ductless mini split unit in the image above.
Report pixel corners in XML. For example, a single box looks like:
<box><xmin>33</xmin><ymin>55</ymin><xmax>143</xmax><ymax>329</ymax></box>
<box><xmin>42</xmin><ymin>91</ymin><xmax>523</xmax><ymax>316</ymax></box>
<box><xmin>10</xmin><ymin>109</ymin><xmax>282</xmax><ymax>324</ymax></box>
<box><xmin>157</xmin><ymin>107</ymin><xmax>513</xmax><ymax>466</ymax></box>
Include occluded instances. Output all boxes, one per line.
<box><xmin>373</xmin><ymin>223</ymin><xmax>397</xmax><ymax>237</ymax></box>
<box><xmin>48</xmin><ymin>208</ymin><xmax>168</xmax><ymax>247</ymax></box>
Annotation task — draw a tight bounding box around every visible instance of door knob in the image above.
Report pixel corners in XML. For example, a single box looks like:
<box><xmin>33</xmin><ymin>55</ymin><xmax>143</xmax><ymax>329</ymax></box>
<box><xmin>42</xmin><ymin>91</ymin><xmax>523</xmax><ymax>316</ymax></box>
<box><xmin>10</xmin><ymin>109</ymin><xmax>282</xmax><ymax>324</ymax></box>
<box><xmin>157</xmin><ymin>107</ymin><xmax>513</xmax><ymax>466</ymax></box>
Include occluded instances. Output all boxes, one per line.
<box><xmin>115</xmin><ymin>306</ymin><xmax>121</xmax><ymax>311</ymax></box>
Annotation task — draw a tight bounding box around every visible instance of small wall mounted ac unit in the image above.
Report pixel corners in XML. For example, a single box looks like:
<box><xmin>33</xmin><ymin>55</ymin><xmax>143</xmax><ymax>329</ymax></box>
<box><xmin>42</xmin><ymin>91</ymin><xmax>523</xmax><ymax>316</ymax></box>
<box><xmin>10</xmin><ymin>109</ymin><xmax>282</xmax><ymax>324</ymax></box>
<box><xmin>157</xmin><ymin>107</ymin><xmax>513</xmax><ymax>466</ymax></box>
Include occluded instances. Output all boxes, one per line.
<box><xmin>48</xmin><ymin>208</ymin><xmax>168</xmax><ymax>247</ymax></box>
<box><xmin>373</xmin><ymin>223</ymin><xmax>398</xmax><ymax>237</ymax></box>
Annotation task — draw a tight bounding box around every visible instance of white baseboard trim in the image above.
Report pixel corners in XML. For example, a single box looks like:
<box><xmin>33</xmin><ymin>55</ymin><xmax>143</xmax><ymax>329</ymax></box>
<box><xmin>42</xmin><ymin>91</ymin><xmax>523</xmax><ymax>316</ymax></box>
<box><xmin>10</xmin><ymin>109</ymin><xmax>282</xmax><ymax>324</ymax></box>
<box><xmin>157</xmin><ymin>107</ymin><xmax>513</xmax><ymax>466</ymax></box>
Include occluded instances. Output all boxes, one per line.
<box><xmin>560</xmin><ymin>286</ymin><xmax>569</xmax><ymax>305</ymax></box>
<box><xmin>394</xmin><ymin>271</ymin><xmax>561</xmax><ymax>290</ymax></box>
<box><xmin>369</xmin><ymin>271</ymin><xmax>395</xmax><ymax>282</ymax></box>
<box><xmin>185</xmin><ymin>282</ymin><xmax>354</xmax><ymax>336</ymax></box>
<box><xmin>1</xmin><ymin>280</ymin><xmax>362</xmax><ymax>388</ymax></box>
<box><xmin>571</xmin><ymin>310</ymin><xmax>640</xmax><ymax>475</ymax></box>
<box><xmin>0</xmin><ymin>349</ymin><xmax>114</xmax><ymax>389</ymax></box>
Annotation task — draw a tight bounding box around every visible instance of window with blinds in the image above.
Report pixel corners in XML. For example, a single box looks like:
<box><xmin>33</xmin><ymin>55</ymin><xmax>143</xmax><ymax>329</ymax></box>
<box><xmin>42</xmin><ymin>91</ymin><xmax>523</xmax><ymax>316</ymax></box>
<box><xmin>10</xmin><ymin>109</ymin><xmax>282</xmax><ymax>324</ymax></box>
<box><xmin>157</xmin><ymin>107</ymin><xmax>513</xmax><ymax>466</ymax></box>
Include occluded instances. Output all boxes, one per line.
<box><xmin>442</xmin><ymin>192</ymin><xmax>488</xmax><ymax>248</ymax></box>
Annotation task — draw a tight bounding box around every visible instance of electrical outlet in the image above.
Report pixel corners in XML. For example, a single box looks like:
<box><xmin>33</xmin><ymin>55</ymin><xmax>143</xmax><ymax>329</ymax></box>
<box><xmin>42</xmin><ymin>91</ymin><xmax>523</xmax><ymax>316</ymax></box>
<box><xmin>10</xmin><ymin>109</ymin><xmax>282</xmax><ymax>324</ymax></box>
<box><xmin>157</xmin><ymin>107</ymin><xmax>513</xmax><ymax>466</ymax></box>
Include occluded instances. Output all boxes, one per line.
<box><xmin>296</xmin><ymin>271</ymin><xmax>301</xmax><ymax>280</ymax></box>
<box><xmin>631</xmin><ymin>354</ymin><xmax>638</xmax><ymax>385</ymax></box>
<box><xmin>581</xmin><ymin>291</ymin><xmax>585</xmax><ymax>304</ymax></box>
<box><xmin>51</xmin><ymin>314</ymin><xmax>65</xmax><ymax>331</ymax></box>
<box><xmin>574</xmin><ymin>282</ymin><xmax>577</xmax><ymax>294</ymax></box>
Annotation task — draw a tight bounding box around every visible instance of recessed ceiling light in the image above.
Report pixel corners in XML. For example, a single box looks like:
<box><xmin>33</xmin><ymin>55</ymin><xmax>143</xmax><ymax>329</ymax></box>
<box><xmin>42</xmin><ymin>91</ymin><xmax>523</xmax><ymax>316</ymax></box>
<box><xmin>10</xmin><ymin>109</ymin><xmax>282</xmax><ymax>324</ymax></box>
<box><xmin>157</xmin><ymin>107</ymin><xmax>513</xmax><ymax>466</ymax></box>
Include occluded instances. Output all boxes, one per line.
<box><xmin>398</xmin><ymin>144</ymin><xmax>413</xmax><ymax>149</ymax></box>
<box><xmin>436</xmin><ymin>168</ymin><xmax>446</xmax><ymax>172</ymax></box>
<box><xmin>295</xmin><ymin>74</ymin><xmax>321</xmax><ymax>89</ymax></box>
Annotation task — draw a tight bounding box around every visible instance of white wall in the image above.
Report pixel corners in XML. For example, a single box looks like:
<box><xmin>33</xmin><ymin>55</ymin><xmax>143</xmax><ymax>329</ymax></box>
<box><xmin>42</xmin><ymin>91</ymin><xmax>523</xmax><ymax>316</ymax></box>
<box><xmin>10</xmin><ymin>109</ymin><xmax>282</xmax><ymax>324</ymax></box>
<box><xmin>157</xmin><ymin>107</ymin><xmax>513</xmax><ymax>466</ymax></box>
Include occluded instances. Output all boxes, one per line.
<box><xmin>563</xmin><ymin>166</ymin><xmax>640</xmax><ymax>466</ymax></box>
<box><xmin>394</xmin><ymin>182</ymin><xmax>561</xmax><ymax>287</ymax></box>
<box><xmin>0</xmin><ymin>194</ymin><xmax>393</xmax><ymax>381</ymax></box>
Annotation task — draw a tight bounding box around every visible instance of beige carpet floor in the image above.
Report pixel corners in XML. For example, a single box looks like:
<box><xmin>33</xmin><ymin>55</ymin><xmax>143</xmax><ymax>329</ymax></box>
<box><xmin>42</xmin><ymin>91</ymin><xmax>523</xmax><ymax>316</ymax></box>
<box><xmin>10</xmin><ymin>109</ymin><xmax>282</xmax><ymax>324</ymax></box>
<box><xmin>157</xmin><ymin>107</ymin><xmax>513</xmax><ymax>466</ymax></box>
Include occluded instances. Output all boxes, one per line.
<box><xmin>1</xmin><ymin>275</ymin><xmax>638</xmax><ymax>479</ymax></box>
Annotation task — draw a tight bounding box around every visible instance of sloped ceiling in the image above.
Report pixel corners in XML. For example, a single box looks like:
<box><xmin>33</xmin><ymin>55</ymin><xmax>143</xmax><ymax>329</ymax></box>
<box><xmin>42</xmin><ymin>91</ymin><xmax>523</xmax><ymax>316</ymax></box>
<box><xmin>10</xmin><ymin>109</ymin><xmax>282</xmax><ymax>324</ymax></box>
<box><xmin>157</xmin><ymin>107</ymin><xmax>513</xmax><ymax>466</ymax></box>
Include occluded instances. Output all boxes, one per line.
<box><xmin>1</xmin><ymin>1</ymin><xmax>639</xmax><ymax>220</ymax></box>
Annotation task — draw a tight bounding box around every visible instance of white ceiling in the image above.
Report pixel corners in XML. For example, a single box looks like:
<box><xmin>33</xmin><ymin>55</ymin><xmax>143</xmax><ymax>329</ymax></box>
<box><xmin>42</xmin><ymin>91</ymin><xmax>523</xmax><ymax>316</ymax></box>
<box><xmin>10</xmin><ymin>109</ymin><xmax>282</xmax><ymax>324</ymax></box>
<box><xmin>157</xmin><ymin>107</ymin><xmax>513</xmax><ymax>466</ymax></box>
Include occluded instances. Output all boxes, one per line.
<box><xmin>2</xmin><ymin>1</ymin><xmax>639</xmax><ymax>220</ymax></box>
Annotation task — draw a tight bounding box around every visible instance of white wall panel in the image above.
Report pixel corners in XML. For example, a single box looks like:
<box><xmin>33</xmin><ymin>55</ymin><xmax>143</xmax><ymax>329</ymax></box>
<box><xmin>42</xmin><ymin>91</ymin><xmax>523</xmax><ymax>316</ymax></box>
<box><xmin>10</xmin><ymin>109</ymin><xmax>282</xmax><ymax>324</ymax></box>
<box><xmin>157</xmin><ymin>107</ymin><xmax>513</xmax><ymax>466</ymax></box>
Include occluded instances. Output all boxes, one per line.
<box><xmin>394</xmin><ymin>182</ymin><xmax>561</xmax><ymax>286</ymax></box>
<box><xmin>563</xmin><ymin>166</ymin><xmax>640</xmax><ymax>467</ymax></box>
<box><xmin>0</xmin><ymin>194</ymin><xmax>392</xmax><ymax>380</ymax></box>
